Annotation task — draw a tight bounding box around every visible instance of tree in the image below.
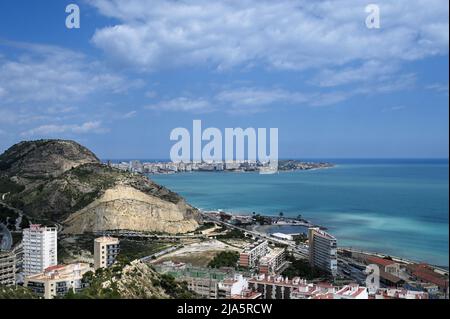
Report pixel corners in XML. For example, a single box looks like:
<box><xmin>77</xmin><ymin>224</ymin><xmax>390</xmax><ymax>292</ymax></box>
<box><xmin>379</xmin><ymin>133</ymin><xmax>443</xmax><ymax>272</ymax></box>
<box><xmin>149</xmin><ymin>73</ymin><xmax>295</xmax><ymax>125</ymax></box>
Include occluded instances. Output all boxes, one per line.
<box><xmin>20</xmin><ymin>215</ymin><xmax>30</xmax><ymax>229</ymax></box>
<box><xmin>208</xmin><ymin>251</ymin><xmax>239</xmax><ymax>269</ymax></box>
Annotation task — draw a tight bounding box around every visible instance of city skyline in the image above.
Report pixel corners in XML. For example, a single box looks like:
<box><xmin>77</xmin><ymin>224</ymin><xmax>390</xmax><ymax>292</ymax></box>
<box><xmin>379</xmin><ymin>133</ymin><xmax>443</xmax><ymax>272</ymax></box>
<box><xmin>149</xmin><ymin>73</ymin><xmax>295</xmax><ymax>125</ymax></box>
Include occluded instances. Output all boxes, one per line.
<box><xmin>0</xmin><ymin>0</ymin><xmax>448</xmax><ymax>160</ymax></box>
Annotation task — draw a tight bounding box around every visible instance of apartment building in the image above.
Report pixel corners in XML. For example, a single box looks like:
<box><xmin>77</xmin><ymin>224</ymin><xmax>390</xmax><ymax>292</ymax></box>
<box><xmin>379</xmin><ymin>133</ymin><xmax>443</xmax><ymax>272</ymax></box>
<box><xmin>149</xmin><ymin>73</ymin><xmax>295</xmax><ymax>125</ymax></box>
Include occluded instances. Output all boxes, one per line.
<box><xmin>94</xmin><ymin>236</ymin><xmax>120</xmax><ymax>270</ymax></box>
<box><xmin>308</xmin><ymin>227</ymin><xmax>337</xmax><ymax>277</ymax></box>
<box><xmin>217</xmin><ymin>275</ymin><xmax>248</xmax><ymax>299</ymax></box>
<box><xmin>23</xmin><ymin>225</ymin><xmax>57</xmax><ymax>276</ymax></box>
<box><xmin>239</xmin><ymin>240</ymin><xmax>268</xmax><ymax>268</ymax></box>
<box><xmin>248</xmin><ymin>274</ymin><xmax>308</xmax><ymax>299</ymax></box>
<box><xmin>258</xmin><ymin>248</ymin><xmax>286</xmax><ymax>274</ymax></box>
<box><xmin>154</xmin><ymin>261</ymin><xmax>250</xmax><ymax>299</ymax></box>
<box><xmin>24</xmin><ymin>263</ymin><xmax>92</xmax><ymax>299</ymax></box>
<box><xmin>0</xmin><ymin>249</ymin><xmax>16</xmax><ymax>286</ymax></box>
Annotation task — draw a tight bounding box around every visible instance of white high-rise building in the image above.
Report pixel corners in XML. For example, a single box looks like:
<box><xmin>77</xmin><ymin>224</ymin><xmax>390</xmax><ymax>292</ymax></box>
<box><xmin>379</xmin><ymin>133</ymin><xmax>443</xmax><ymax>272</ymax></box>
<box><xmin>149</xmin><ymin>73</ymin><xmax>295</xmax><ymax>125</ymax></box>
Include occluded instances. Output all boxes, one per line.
<box><xmin>23</xmin><ymin>225</ymin><xmax>57</xmax><ymax>276</ymax></box>
<box><xmin>308</xmin><ymin>227</ymin><xmax>337</xmax><ymax>277</ymax></box>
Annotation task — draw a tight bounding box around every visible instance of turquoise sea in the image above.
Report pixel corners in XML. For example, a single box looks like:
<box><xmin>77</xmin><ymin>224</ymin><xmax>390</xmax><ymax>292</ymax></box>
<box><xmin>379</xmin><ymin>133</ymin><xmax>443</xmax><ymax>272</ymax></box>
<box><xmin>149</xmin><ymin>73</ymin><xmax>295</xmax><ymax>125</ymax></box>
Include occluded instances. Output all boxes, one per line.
<box><xmin>149</xmin><ymin>159</ymin><xmax>449</xmax><ymax>266</ymax></box>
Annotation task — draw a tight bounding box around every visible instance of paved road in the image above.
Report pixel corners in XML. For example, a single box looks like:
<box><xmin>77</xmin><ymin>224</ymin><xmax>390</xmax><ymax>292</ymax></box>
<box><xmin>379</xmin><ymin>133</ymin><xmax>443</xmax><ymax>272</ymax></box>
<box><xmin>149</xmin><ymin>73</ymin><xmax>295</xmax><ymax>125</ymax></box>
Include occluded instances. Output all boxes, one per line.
<box><xmin>0</xmin><ymin>223</ymin><xmax>13</xmax><ymax>251</ymax></box>
<box><xmin>200</xmin><ymin>212</ymin><xmax>310</xmax><ymax>258</ymax></box>
<box><xmin>95</xmin><ymin>231</ymin><xmax>208</xmax><ymax>240</ymax></box>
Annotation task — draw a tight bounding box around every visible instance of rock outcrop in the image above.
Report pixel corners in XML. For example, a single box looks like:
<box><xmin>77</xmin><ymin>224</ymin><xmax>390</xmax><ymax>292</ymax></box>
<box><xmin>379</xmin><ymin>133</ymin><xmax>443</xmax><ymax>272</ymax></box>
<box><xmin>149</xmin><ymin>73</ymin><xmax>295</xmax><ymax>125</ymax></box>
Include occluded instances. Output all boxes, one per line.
<box><xmin>0</xmin><ymin>139</ymin><xmax>99</xmax><ymax>180</ymax></box>
<box><xmin>0</xmin><ymin>139</ymin><xmax>200</xmax><ymax>234</ymax></box>
<box><xmin>63</xmin><ymin>185</ymin><xmax>199</xmax><ymax>234</ymax></box>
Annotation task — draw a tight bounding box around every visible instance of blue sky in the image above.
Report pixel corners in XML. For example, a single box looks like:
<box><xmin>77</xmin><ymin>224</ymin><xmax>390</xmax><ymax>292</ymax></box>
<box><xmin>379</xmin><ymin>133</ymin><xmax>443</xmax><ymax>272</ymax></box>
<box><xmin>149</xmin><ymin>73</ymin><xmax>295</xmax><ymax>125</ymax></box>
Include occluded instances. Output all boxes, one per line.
<box><xmin>0</xmin><ymin>0</ymin><xmax>448</xmax><ymax>159</ymax></box>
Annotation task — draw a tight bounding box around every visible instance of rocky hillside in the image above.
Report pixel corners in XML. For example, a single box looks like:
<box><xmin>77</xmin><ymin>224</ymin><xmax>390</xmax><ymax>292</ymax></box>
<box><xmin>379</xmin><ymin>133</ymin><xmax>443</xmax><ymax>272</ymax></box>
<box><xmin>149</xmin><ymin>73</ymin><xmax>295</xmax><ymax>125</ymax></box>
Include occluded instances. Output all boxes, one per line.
<box><xmin>66</xmin><ymin>260</ymin><xmax>197</xmax><ymax>299</ymax></box>
<box><xmin>0</xmin><ymin>140</ymin><xmax>199</xmax><ymax>234</ymax></box>
<box><xmin>0</xmin><ymin>140</ymin><xmax>99</xmax><ymax>180</ymax></box>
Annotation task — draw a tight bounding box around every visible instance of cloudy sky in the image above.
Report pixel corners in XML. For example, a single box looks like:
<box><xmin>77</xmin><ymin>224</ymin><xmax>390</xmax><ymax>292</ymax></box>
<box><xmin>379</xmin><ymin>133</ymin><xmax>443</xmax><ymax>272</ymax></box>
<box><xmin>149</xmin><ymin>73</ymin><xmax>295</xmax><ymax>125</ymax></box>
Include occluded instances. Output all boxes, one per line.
<box><xmin>0</xmin><ymin>0</ymin><xmax>448</xmax><ymax>159</ymax></box>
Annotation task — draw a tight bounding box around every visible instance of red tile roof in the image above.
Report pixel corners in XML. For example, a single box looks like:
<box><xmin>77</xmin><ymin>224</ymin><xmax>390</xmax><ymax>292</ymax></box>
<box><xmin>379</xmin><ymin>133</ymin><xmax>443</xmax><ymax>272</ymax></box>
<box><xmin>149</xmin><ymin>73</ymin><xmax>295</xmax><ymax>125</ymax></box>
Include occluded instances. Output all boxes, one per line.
<box><xmin>366</xmin><ymin>256</ymin><xmax>397</xmax><ymax>267</ymax></box>
<box><xmin>44</xmin><ymin>265</ymin><xmax>65</xmax><ymax>272</ymax></box>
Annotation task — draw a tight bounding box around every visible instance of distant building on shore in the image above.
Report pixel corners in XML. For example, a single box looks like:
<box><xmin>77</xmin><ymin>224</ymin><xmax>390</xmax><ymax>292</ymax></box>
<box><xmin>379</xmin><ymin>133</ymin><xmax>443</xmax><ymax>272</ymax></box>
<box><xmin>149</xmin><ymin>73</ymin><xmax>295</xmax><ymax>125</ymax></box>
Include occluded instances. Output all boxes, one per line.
<box><xmin>308</xmin><ymin>227</ymin><xmax>337</xmax><ymax>277</ymax></box>
<box><xmin>94</xmin><ymin>236</ymin><xmax>120</xmax><ymax>270</ymax></box>
<box><xmin>23</xmin><ymin>225</ymin><xmax>57</xmax><ymax>276</ymax></box>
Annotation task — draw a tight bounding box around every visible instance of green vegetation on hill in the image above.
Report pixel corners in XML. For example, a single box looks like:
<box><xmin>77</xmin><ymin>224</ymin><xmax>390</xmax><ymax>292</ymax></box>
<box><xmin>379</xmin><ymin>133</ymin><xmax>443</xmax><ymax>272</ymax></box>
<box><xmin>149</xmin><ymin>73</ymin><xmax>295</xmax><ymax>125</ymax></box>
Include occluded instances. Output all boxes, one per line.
<box><xmin>154</xmin><ymin>274</ymin><xmax>198</xmax><ymax>299</ymax></box>
<box><xmin>217</xmin><ymin>228</ymin><xmax>247</xmax><ymax>239</ymax></box>
<box><xmin>0</xmin><ymin>285</ymin><xmax>38</xmax><ymax>299</ymax></box>
<box><xmin>208</xmin><ymin>251</ymin><xmax>239</xmax><ymax>269</ymax></box>
<box><xmin>118</xmin><ymin>239</ymin><xmax>172</xmax><ymax>261</ymax></box>
<box><xmin>0</xmin><ymin>203</ymin><xmax>20</xmax><ymax>231</ymax></box>
<box><xmin>63</xmin><ymin>260</ymin><xmax>197</xmax><ymax>299</ymax></box>
<box><xmin>0</xmin><ymin>177</ymin><xmax>25</xmax><ymax>194</ymax></box>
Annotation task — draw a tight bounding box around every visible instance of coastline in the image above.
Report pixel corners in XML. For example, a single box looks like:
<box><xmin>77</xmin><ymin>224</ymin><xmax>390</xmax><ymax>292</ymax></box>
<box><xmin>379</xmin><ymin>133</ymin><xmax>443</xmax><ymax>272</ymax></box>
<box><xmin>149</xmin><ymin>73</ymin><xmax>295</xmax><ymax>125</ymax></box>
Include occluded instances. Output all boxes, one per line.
<box><xmin>201</xmin><ymin>209</ymin><xmax>449</xmax><ymax>270</ymax></box>
<box><xmin>151</xmin><ymin>161</ymin><xmax>449</xmax><ymax>268</ymax></box>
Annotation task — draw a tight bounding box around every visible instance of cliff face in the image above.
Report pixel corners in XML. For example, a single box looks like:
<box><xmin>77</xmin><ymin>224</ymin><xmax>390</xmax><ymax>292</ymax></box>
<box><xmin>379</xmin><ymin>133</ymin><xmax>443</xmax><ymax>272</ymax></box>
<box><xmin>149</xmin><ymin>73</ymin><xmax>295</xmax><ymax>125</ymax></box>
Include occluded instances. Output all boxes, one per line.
<box><xmin>0</xmin><ymin>140</ymin><xmax>199</xmax><ymax>234</ymax></box>
<box><xmin>63</xmin><ymin>185</ymin><xmax>199</xmax><ymax>234</ymax></box>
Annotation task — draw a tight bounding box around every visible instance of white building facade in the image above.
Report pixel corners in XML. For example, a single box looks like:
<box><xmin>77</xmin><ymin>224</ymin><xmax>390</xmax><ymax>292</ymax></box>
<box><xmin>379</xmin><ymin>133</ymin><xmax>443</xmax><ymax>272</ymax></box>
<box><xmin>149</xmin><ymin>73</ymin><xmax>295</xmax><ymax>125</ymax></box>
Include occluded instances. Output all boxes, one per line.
<box><xmin>23</xmin><ymin>225</ymin><xmax>57</xmax><ymax>276</ymax></box>
<box><xmin>308</xmin><ymin>227</ymin><xmax>337</xmax><ymax>277</ymax></box>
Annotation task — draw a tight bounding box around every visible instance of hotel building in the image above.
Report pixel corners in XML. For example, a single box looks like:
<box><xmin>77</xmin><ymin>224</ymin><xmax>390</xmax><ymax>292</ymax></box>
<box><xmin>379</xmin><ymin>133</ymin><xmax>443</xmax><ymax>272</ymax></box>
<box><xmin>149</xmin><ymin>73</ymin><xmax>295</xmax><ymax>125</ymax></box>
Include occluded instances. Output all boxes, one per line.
<box><xmin>94</xmin><ymin>237</ymin><xmax>120</xmax><ymax>270</ymax></box>
<box><xmin>23</xmin><ymin>225</ymin><xmax>57</xmax><ymax>276</ymax></box>
<box><xmin>308</xmin><ymin>227</ymin><xmax>337</xmax><ymax>277</ymax></box>
<box><xmin>239</xmin><ymin>240</ymin><xmax>268</xmax><ymax>268</ymax></box>
<box><xmin>24</xmin><ymin>263</ymin><xmax>92</xmax><ymax>299</ymax></box>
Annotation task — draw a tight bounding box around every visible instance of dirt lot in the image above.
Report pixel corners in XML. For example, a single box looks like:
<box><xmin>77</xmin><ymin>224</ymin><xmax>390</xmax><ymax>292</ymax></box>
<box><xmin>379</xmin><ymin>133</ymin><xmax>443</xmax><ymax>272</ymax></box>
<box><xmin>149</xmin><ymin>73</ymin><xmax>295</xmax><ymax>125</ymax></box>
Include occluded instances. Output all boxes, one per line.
<box><xmin>154</xmin><ymin>239</ymin><xmax>241</xmax><ymax>267</ymax></box>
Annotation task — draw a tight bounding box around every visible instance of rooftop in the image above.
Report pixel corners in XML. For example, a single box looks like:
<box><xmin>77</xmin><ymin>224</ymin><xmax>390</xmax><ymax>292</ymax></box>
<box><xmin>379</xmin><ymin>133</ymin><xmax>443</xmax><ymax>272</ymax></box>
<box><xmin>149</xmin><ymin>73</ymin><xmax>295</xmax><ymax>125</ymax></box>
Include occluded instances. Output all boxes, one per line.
<box><xmin>365</xmin><ymin>256</ymin><xmax>397</xmax><ymax>267</ymax></box>
<box><xmin>336</xmin><ymin>284</ymin><xmax>368</xmax><ymax>298</ymax></box>
<box><xmin>95</xmin><ymin>236</ymin><xmax>120</xmax><ymax>244</ymax></box>
<box><xmin>310</xmin><ymin>227</ymin><xmax>336</xmax><ymax>241</ymax></box>
<box><xmin>26</xmin><ymin>263</ymin><xmax>92</xmax><ymax>282</ymax></box>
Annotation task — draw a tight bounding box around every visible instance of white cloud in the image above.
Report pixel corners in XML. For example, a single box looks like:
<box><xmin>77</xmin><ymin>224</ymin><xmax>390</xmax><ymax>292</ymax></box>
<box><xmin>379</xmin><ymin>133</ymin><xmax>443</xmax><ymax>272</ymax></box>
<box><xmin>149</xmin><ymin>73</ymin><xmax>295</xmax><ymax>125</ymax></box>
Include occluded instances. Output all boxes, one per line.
<box><xmin>123</xmin><ymin>110</ymin><xmax>137</xmax><ymax>119</ymax></box>
<box><xmin>382</xmin><ymin>105</ymin><xmax>406</xmax><ymax>112</ymax></box>
<box><xmin>215</xmin><ymin>88</ymin><xmax>308</xmax><ymax>113</ymax></box>
<box><xmin>312</xmin><ymin>60</ymin><xmax>399</xmax><ymax>87</ymax></box>
<box><xmin>20</xmin><ymin>121</ymin><xmax>108</xmax><ymax>137</ymax></box>
<box><xmin>426</xmin><ymin>83</ymin><xmax>449</xmax><ymax>95</ymax></box>
<box><xmin>45</xmin><ymin>106</ymin><xmax>78</xmax><ymax>114</ymax></box>
<box><xmin>88</xmin><ymin>0</ymin><xmax>449</xmax><ymax>73</ymax></box>
<box><xmin>143</xmin><ymin>75</ymin><xmax>417</xmax><ymax>114</ymax></box>
<box><xmin>145</xmin><ymin>97</ymin><xmax>213</xmax><ymax>113</ymax></box>
<box><xmin>0</xmin><ymin>41</ymin><xmax>140</xmax><ymax>105</ymax></box>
